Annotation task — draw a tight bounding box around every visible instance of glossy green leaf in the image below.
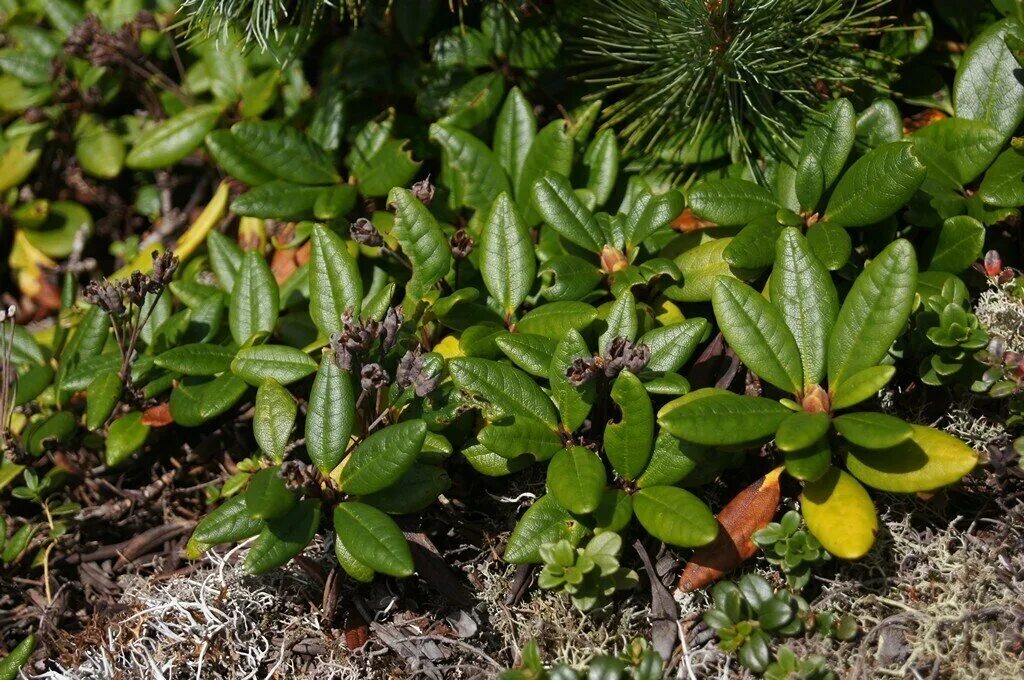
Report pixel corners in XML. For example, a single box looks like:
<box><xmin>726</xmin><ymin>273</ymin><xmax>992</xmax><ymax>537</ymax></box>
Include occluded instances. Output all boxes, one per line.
<box><xmin>232</xmin><ymin>345</ymin><xmax>317</xmax><ymax>386</ymax></box>
<box><xmin>192</xmin><ymin>494</ymin><xmax>264</xmax><ymax>545</ymax></box>
<box><xmin>827</xmin><ymin>239</ymin><xmax>917</xmax><ymax>386</ymax></box>
<box><xmin>207</xmin><ymin>230</ymin><xmax>243</xmax><ymax>293</ymax></box>
<box><xmin>824</xmin><ymin>142</ymin><xmax>925</xmax><ymax>227</ymax></box>
<box><xmin>532</xmin><ymin>173</ymin><xmax>603</xmax><ymax>252</ymax></box>
<box><xmin>855</xmin><ymin>99</ymin><xmax>902</xmax><ymax>150</ymax></box>
<box><xmin>76</xmin><ymin>118</ymin><xmax>126</xmax><ymax>180</ymax></box>
<box><xmin>508</xmin><ymin>25</ymin><xmax>561</xmax><ymax>68</ymax></box>
<box><xmin>334</xmin><ymin>501</ymin><xmax>414</xmax><ymax>577</ymax></box>
<box><xmin>246</xmin><ymin>467</ymin><xmax>297</xmax><ymax>519</ymax></box>
<box><xmin>306</xmin><ymin>350</ymin><xmax>354</xmax><ymax>473</ymax></box>
<box><xmin>362</xmin><ymin>464</ymin><xmax>451</xmax><ymax>514</ymax></box>
<box><xmin>723</xmin><ymin>217</ymin><xmax>785</xmax><ymax>269</ymax></box>
<box><xmin>478</xmin><ymin>415</ymin><xmax>562</xmax><ymax>461</ymax></box>
<box><xmin>911</xmin><ymin>118</ymin><xmax>1003</xmax><ymax>185</ymax></box>
<box><xmin>387</xmin><ymin>187</ymin><xmax>452</xmax><ymax>300</ymax></box>
<box><xmin>775</xmin><ymin>411</ymin><xmax>831</xmax><ymax>452</ymax></box>
<box><xmin>169</xmin><ymin>374</ymin><xmax>249</xmax><ymax>426</ymax></box>
<box><xmin>659</xmin><ymin>392</ymin><xmax>790</xmax><ymax>446</ymax></box>
<box><xmin>450</xmin><ymin>357</ymin><xmax>558</xmax><ymax>427</ymax></box>
<box><xmin>979</xmin><ymin>148</ymin><xmax>1024</xmax><ymax>207</ymax></box>
<box><xmin>481</xmin><ymin>193</ymin><xmax>535</xmax><ymax>314</ymax></box>
<box><xmin>462</xmin><ymin>443</ymin><xmax>533</xmax><ymax>477</ymax></box>
<box><xmin>229</xmin><ymin>250</ymin><xmax>279</xmax><ymax>344</ymax></box>
<box><xmin>346</xmin><ymin>117</ymin><xmax>420</xmax><ymax>197</ymax></box>
<box><xmin>228</xmin><ymin>120</ymin><xmax>340</xmax><ymax>184</ymax></box>
<box><xmin>845</xmin><ymin>425</ymin><xmax>978</xmax><ymax>493</ymax></box>
<box><xmin>583</xmin><ymin>128</ymin><xmax>619</xmax><ymax>208</ymax></box>
<box><xmin>833</xmin><ymin>412</ymin><xmax>912</xmax><ymax>449</ymax></box>
<box><xmin>668</xmin><ymin>238</ymin><xmax>740</xmax><ymax>302</ymax></box>
<box><xmin>805</xmin><ymin>222</ymin><xmax>852</xmax><ymax>271</ymax></box>
<box><xmin>441</xmin><ymin>73</ymin><xmax>506</xmax><ymax>129</ymax></box>
<box><xmin>517</xmin><ymin>120</ymin><xmax>573</xmax><ymax>225</ymax></box>
<box><xmin>334</xmin><ymin>535</ymin><xmax>375</xmax><ymax>583</ymax></box>
<box><xmin>784</xmin><ymin>436</ymin><xmax>832</xmax><ymax>482</ymax></box>
<box><xmin>637</xmin><ymin>430</ymin><xmax>711</xmax><ymax>488</ymax></box>
<box><xmin>126</xmin><ymin>104</ymin><xmax>222</xmax><ymax>170</ymax></box>
<box><xmin>549</xmin><ymin>329</ymin><xmax>595</xmax><ymax>431</ymax></box>
<box><xmin>953</xmin><ymin>19</ymin><xmax>1024</xmax><ymax>142</ymax></box>
<box><xmin>244</xmin><ymin>499</ymin><xmax>320</xmax><ymax>574</ymax></box>
<box><xmin>494</xmin><ymin>86</ymin><xmax>536</xmax><ymax>183</ymax></box>
<box><xmin>155</xmin><ymin>343</ymin><xmax>235</xmax><ymax>376</ymax></box>
<box><xmin>639</xmin><ymin>318</ymin><xmax>708</xmax><ymax>374</ymax></box>
<box><xmin>105</xmin><ymin>411</ymin><xmax>149</xmax><ymax>466</ymax></box>
<box><xmin>340</xmin><ymin>420</ymin><xmax>427</xmax><ymax>495</ymax></box>
<box><xmin>540</xmin><ymin>255</ymin><xmax>603</xmax><ymax>302</ymax></box>
<box><xmin>633</xmin><ymin>486</ymin><xmax>719</xmax><ymax>548</ymax></box>
<box><xmin>830</xmin><ymin>365</ymin><xmax>895</xmax><ymax>411</ymax></box>
<box><xmin>547</xmin><ymin>447</ymin><xmax>606</xmax><ymax>515</ymax></box>
<box><xmin>713</xmin><ymin>276</ymin><xmax>803</xmax><ymax>393</ymax></box>
<box><xmin>0</xmin><ymin>634</ymin><xmax>36</xmax><ymax>680</ymax></box>
<box><xmin>504</xmin><ymin>494</ymin><xmax>588</xmax><ymax>564</ymax></box>
<box><xmin>687</xmin><ymin>178</ymin><xmax>778</xmax><ymax>227</ymax></box>
<box><xmin>801</xmin><ymin>467</ymin><xmax>877</xmax><ymax>559</ymax></box>
<box><xmin>231</xmin><ymin>181</ymin><xmax>324</xmax><ymax>220</ymax></box>
<box><xmin>770</xmin><ymin>228</ymin><xmax>838</xmax><ymax>386</ymax></box>
<box><xmin>430</xmin><ymin>123</ymin><xmax>510</xmax><ymax>213</ymax></box>
<box><xmin>928</xmin><ymin>216</ymin><xmax>984</xmax><ymax>273</ymax></box>
<box><xmin>495</xmin><ymin>332</ymin><xmax>557</xmax><ymax>377</ymax></box>
<box><xmin>604</xmin><ymin>371</ymin><xmax>653</xmax><ymax>480</ymax></box>
<box><xmin>598</xmin><ymin>290</ymin><xmax>637</xmax><ymax>354</ymax></box>
<box><xmin>309</xmin><ymin>225</ymin><xmax>362</xmax><ymax>337</ymax></box>
<box><xmin>517</xmin><ymin>301</ymin><xmax>598</xmax><ymax>340</ymax></box>
<box><xmin>798</xmin><ymin>98</ymin><xmax>856</xmax><ymax>193</ymax></box>
<box><xmin>253</xmin><ymin>379</ymin><xmax>297</xmax><ymax>462</ymax></box>
<box><xmin>206</xmin><ymin>129</ymin><xmax>278</xmax><ymax>185</ymax></box>
<box><xmin>431</xmin><ymin>27</ymin><xmax>491</xmax><ymax>68</ymax></box>
<box><xmin>86</xmin><ymin>369</ymin><xmax>122</xmax><ymax>430</ymax></box>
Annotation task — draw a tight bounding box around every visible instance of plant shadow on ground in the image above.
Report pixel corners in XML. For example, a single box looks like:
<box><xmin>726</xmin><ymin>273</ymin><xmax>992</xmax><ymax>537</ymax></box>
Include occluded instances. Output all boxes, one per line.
<box><xmin>17</xmin><ymin>450</ymin><xmax>1024</xmax><ymax>679</ymax></box>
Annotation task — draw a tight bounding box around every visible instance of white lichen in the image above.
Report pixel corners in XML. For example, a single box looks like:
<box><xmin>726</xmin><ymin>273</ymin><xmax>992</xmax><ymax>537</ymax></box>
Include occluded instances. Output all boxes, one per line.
<box><xmin>975</xmin><ymin>281</ymin><xmax>1024</xmax><ymax>354</ymax></box>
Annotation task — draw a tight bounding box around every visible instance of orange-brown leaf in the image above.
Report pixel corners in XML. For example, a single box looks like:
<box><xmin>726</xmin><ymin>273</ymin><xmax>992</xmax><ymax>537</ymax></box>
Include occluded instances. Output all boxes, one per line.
<box><xmin>141</xmin><ymin>403</ymin><xmax>174</xmax><ymax>427</ymax></box>
<box><xmin>677</xmin><ymin>467</ymin><xmax>782</xmax><ymax>592</ymax></box>
<box><xmin>270</xmin><ymin>247</ymin><xmax>299</xmax><ymax>285</ymax></box>
<box><xmin>671</xmin><ymin>209</ymin><xmax>716</xmax><ymax>233</ymax></box>
<box><xmin>903</xmin><ymin>109</ymin><xmax>947</xmax><ymax>134</ymax></box>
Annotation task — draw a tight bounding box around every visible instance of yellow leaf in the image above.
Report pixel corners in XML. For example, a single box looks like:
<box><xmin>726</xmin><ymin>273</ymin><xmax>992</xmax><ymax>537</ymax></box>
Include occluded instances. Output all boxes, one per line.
<box><xmin>845</xmin><ymin>425</ymin><xmax>978</xmax><ymax>493</ymax></box>
<box><xmin>238</xmin><ymin>216</ymin><xmax>266</xmax><ymax>251</ymax></box>
<box><xmin>801</xmin><ymin>467</ymin><xmax>877</xmax><ymax>559</ymax></box>
<box><xmin>436</xmin><ymin>335</ymin><xmax>465</xmax><ymax>359</ymax></box>
<box><xmin>653</xmin><ymin>298</ymin><xmax>685</xmax><ymax>325</ymax></box>
<box><xmin>174</xmin><ymin>180</ymin><xmax>231</xmax><ymax>262</ymax></box>
<box><xmin>111</xmin><ymin>243</ymin><xmax>164</xmax><ymax>280</ymax></box>
<box><xmin>10</xmin><ymin>230</ymin><xmax>55</xmax><ymax>297</ymax></box>
<box><xmin>184</xmin><ymin>536</ymin><xmax>210</xmax><ymax>560</ymax></box>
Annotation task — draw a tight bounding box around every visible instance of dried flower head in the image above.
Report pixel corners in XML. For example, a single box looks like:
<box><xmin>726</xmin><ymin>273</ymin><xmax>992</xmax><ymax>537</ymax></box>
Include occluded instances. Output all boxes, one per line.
<box><xmin>83</xmin><ymin>280</ymin><xmax>126</xmax><ymax>316</ymax></box>
<box><xmin>566</xmin><ymin>356</ymin><xmax>599</xmax><ymax>386</ymax></box>
<box><xmin>120</xmin><ymin>271</ymin><xmax>150</xmax><ymax>305</ymax></box>
<box><xmin>602</xmin><ymin>338</ymin><xmax>651</xmax><ymax>378</ymax></box>
<box><xmin>279</xmin><ymin>460</ymin><xmax>318</xmax><ymax>492</ymax></box>
<box><xmin>350</xmin><ymin>218</ymin><xmax>383</xmax><ymax>247</ymax></box>
<box><xmin>397</xmin><ymin>350</ymin><xmax>440</xmax><ymax>397</ymax></box>
<box><xmin>450</xmin><ymin>228</ymin><xmax>474</xmax><ymax>258</ymax></box>
<box><xmin>380</xmin><ymin>307</ymin><xmax>403</xmax><ymax>353</ymax></box>
<box><xmin>411</xmin><ymin>176</ymin><xmax>435</xmax><ymax>205</ymax></box>
<box><xmin>360</xmin><ymin>363</ymin><xmax>390</xmax><ymax>391</ymax></box>
<box><xmin>152</xmin><ymin>250</ymin><xmax>179</xmax><ymax>286</ymax></box>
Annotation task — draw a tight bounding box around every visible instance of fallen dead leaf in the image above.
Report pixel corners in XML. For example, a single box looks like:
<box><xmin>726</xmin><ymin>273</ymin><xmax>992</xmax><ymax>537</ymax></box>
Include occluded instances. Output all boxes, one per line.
<box><xmin>678</xmin><ymin>466</ymin><xmax>783</xmax><ymax>592</ymax></box>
